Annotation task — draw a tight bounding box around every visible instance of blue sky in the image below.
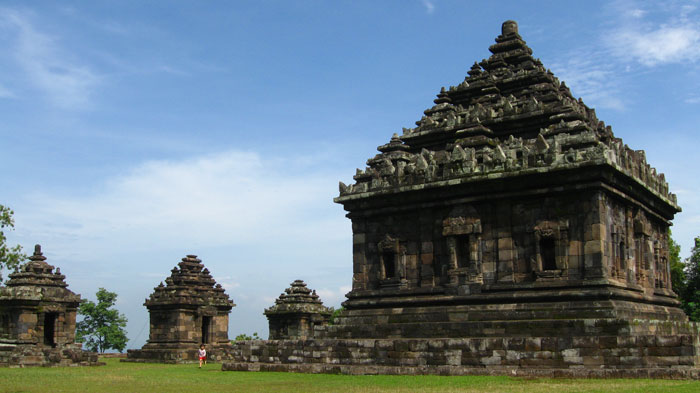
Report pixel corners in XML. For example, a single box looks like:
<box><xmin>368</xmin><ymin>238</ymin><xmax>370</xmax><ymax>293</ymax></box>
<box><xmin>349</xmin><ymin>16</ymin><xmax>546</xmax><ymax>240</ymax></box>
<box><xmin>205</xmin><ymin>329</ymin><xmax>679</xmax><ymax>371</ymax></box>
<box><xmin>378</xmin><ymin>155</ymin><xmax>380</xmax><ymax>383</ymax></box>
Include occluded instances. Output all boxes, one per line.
<box><xmin>1</xmin><ymin>1</ymin><xmax>699</xmax><ymax>349</ymax></box>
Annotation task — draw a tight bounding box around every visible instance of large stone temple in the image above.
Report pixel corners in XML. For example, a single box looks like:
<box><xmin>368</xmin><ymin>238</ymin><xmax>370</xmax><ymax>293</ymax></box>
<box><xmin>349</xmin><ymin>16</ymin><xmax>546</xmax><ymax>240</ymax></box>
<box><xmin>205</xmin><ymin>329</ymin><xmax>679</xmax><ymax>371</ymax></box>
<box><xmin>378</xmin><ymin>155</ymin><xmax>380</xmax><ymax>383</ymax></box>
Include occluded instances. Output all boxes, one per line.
<box><xmin>124</xmin><ymin>255</ymin><xmax>235</xmax><ymax>363</ymax></box>
<box><xmin>223</xmin><ymin>21</ymin><xmax>699</xmax><ymax>378</ymax></box>
<box><xmin>0</xmin><ymin>245</ymin><xmax>100</xmax><ymax>367</ymax></box>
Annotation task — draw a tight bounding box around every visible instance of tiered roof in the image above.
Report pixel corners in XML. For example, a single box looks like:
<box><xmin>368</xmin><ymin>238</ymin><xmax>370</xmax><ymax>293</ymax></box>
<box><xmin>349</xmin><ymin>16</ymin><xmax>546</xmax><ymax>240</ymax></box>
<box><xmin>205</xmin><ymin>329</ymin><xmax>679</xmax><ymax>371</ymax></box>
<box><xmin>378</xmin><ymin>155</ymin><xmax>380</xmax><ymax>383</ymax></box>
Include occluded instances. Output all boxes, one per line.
<box><xmin>336</xmin><ymin>20</ymin><xmax>678</xmax><ymax>215</ymax></box>
<box><xmin>145</xmin><ymin>254</ymin><xmax>234</xmax><ymax>309</ymax></box>
<box><xmin>264</xmin><ymin>280</ymin><xmax>331</xmax><ymax>316</ymax></box>
<box><xmin>1</xmin><ymin>244</ymin><xmax>80</xmax><ymax>303</ymax></box>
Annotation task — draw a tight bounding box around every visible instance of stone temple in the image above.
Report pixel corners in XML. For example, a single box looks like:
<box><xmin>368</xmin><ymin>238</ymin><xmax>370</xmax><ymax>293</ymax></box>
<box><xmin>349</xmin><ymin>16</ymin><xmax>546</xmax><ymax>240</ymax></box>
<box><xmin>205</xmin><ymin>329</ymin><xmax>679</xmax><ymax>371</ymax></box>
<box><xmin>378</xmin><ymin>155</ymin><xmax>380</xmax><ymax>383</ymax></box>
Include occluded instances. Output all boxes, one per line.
<box><xmin>222</xmin><ymin>21</ymin><xmax>699</xmax><ymax>377</ymax></box>
<box><xmin>264</xmin><ymin>280</ymin><xmax>332</xmax><ymax>340</ymax></box>
<box><xmin>0</xmin><ymin>245</ymin><xmax>100</xmax><ymax>367</ymax></box>
<box><xmin>124</xmin><ymin>255</ymin><xmax>234</xmax><ymax>363</ymax></box>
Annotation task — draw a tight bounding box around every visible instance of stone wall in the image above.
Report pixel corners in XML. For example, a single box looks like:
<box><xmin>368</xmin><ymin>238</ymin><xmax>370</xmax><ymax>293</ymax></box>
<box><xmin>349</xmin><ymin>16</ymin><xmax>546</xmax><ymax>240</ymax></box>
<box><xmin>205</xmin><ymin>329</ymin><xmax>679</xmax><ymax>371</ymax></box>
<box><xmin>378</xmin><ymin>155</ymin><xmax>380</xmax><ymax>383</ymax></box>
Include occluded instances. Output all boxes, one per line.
<box><xmin>0</xmin><ymin>343</ymin><xmax>102</xmax><ymax>368</ymax></box>
<box><xmin>348</xmin><ymin>188</ymin><xmax>607</xmax><ymax>293</ymax></box>
<box><xmin>223</xmin><ymin>331</ymin><xmax>700</xmax><ymax>378</ymax></box>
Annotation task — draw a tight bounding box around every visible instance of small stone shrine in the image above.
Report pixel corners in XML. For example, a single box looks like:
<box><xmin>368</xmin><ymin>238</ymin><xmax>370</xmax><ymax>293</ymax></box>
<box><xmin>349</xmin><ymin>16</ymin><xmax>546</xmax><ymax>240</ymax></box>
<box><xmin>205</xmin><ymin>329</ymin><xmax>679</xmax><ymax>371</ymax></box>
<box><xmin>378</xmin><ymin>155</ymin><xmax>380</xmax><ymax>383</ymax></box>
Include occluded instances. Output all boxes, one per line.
<box><xmin>264</xmin><ymin>280</ymin><xmax>331</xmax><ymax>339</ymax></box>
<box><xmin>124</xmin><ymin>254</ymin><xmax>234</xmax><ymax>363</ymax></box>
<box><xmin>223</xmin><ymin>21</ymin><xmax>700</xmax><ymax>378</ymax></box>
<box><xmin>0</xmin><ymin>245</ymin><xmax>100</xmax><ymax>367</ymax></box>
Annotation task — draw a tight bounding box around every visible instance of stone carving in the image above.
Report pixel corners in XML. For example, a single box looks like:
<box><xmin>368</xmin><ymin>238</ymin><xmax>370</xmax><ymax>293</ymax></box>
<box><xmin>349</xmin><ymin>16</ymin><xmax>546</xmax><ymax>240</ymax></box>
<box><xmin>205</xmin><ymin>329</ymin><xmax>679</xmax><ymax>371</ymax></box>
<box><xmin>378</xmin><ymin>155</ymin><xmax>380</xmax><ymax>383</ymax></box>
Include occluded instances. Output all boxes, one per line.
<box><xmin>264</xmin><ymin>280</ymin><xmax>331</xmax><ymax>340</ymax></box>
<box><xmin>0</xmin><ymin>245</ymin><xmax>101</xmax><ymax>367</ymax></box>
<box><xmin>124</xmin><ymin>255</ymin><xmax>235</xmax><ymax>364</ymax></box>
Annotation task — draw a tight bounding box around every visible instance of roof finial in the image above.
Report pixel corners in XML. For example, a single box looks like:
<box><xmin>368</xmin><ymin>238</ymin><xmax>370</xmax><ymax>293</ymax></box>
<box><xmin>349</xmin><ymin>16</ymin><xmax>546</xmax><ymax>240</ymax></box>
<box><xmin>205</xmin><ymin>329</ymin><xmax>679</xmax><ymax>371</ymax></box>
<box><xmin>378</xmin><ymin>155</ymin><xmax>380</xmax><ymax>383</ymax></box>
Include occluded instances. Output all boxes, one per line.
<box><xmin>502</xmin><ymin>20</ymin><xmax>518</xmax><ymax>35</ymax></box>
<box><xmin>29</xmin><ymin>244</ymin><xmax>47</xmax><ymax>261</ymax></box>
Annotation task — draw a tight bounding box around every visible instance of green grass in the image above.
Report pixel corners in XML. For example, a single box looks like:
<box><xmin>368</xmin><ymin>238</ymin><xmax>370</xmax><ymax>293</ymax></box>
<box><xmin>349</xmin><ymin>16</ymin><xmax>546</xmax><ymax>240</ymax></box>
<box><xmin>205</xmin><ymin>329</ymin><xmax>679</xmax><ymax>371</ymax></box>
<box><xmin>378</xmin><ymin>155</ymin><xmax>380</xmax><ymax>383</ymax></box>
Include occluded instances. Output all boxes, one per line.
<box><xmin>0</xmin><ymin>359</ymin><xmax>699</xmax><ymax>393</ymax></box>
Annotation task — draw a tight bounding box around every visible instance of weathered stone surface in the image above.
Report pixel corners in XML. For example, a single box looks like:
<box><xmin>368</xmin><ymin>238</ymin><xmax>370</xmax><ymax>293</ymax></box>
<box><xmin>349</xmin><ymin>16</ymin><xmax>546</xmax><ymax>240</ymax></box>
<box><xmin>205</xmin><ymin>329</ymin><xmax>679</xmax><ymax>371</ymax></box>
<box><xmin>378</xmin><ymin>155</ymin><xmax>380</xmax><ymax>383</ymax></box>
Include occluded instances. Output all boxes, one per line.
<box><xmin>222</xmin><ymin>20</ymin><xmax>699</xmax><ymax>378</ymax></box>
<box><xmin>0</xmin><ymin>245</ymin><xmax>102</xmax><ymax>367</ymax></box>
<box><xmin>223</xmin><ymin>334</ymin><xmax>700</xmax><ymax>378</ymax></box>
<box><xmin>124</xmin><ymin>255</ymin><xmax>235</xmax><ymax>364</ymax></box>
<box><xmin>265</xmin><ymin>280</ymin><xmax>331</xmax><ymax>339</ymax></box>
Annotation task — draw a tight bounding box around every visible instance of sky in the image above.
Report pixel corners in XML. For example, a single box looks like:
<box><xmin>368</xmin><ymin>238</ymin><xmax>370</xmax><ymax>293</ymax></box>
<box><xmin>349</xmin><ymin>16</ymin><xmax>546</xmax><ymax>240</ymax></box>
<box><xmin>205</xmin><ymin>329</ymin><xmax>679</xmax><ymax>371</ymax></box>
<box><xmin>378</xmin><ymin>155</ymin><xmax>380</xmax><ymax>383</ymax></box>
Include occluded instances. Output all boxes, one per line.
<box><xmin>1</xmin><ymin>0</ymin><xmax>699</xmax><ymax>350</ymax></box>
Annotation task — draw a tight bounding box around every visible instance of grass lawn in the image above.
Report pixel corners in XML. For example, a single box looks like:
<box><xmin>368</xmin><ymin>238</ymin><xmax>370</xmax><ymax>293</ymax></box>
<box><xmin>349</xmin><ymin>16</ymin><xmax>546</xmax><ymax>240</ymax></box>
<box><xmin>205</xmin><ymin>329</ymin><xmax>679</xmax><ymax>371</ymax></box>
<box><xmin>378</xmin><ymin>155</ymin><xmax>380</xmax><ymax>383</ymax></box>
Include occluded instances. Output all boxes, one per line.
<box><xmin>0</xmin><ymin>358</ymin><xmax>699</xmax><ymax>393</ymax></box>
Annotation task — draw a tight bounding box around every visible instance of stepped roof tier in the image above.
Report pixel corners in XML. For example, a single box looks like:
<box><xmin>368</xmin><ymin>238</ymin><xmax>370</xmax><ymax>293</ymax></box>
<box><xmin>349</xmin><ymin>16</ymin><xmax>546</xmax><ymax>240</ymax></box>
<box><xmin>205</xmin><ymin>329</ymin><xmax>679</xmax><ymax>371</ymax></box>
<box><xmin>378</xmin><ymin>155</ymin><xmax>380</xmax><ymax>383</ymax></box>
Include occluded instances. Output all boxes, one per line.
<box><xmin>145</xmin><ymin>254</ymin><xmax>234</xmax><ymax>309</ymax></box>
<box><xmin>335</xmin><ymin>20</ymin><xmax>679</xmax><ymax>220</ymax></box>
<box><xmin>2</xmin><ymin>245</ymin><xmax>80</xmax><ymax>303</ymax></box>
<box><xmin>264</xmin><ymin>280</ymin><xmax>331</xmax><ymax>316</ymax></box>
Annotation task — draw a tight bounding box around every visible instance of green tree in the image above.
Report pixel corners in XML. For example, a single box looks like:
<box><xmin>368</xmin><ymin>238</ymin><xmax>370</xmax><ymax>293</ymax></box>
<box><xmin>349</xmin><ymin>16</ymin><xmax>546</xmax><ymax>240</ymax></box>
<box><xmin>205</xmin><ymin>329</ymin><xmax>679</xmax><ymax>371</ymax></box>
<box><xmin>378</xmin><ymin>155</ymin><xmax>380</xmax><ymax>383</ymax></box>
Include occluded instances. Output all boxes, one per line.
<box><xmin>234</xmin><ymin>332</ymin><xmax>261</xmax><ymax>341</ymax></box>
<box><xmin>681</xmin><ymin>237</ymin><xmax>700</xmax><ymax>321</ymax></box>
<box><xmin>328</xmin><ymin>307</ymin><xmax>344</xmax><ymax>325</ymax></box>
<box><xmin>668</xmin><ymin>230</ymin><xmax>685</xmax><ymax>295</ymax></box>
<box><xmin>76</xmin><ymin>288</ymin><xmax>129</xmax><ymax>353</ymax></box>
<box><xmin>0</xmin><ymin>204</ymin><xmax>26</xmax><ymax>282</ymax></box>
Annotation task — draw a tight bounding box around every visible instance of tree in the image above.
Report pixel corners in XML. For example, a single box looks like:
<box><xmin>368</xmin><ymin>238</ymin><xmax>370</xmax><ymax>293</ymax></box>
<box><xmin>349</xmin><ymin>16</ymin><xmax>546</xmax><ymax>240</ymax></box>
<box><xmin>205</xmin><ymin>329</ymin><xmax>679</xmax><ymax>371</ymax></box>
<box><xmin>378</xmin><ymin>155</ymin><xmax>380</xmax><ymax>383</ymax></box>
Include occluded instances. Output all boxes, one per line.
<box><xmin>76</xmin><ymin>288</ymin><xmax>129</xmax><ymax>353</ymax></box>
<box><xmin>234</xmin><ymin>332</ymin><xmax>261</xmax><ymax>341</ymax></box>
<box><xmin>0</xmin><ymin>204</ymin><xmax>26</xmax><ymax>282</ymax></box>
<box><xmin>668</xmin><ymin>230</ymin><xmax>685</xmax><ymax>296</ymax></box>
<box><xmin>681</xmin><ymin>237</ymin><xmax>700</xmax><ymax>321</ymax></box>
<box><xmin>328</xmin><ymin>307</ymin><xmax>344</xmax><ymax>325</ymax></box>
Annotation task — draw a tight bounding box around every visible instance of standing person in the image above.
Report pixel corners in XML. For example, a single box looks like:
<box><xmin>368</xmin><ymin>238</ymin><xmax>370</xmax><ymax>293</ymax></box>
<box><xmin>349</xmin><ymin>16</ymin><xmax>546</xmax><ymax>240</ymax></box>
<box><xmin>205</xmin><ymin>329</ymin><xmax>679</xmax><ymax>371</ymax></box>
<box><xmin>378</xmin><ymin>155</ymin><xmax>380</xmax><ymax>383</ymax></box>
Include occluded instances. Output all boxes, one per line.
<box><xmin>198</xmin><ymin>344</ymin><xmax>207</xmax><ymax>368</ymax></box>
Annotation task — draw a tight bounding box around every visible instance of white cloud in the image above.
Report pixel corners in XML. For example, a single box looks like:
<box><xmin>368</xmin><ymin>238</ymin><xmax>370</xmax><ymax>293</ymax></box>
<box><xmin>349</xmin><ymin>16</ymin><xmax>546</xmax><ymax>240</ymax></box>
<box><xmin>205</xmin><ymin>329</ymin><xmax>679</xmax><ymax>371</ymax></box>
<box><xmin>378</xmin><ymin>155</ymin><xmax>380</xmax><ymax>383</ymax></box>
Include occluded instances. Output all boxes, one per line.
<box><xmin>262</xmin><ymin>295</ymin><xmax>277</xmax><ymax>304</ymax></box>
<box><xmin>217</xmin><ymin>276</ymin><xmax>241</xmax><ymax>290</ymax></box>
<box><xmin>316</xmin><ymin>285</ymin><xmax>351</xmax><ymax>308</ymax></box>
<box><xmin>684</xmin><ymin>94</ymin><xmax>700</xmax><ymax>104</ymax></box>
<box><xmin>18</xmin><ymin>149</ymin><xmax>347</xmax><ymax>254</ymax></box>
<box><xmin>548</xmin><ymin>1</ymin><xmax>700</xmax><ymax>111</ymax></box>
<box><xmin>550</xmin><ymin>57</ymin><xmax>626</xmax><ymax>111</ymax></box>
<box><xmin>616</xmin><ymin>26</ymin><xmax>700</xmax><ymax>66</ymax></box>
<box><xmin>421</xmin><ymin>0</ymin><xmax>435</xmax><ymax>14</ymax></box>
<box><xmin>606</xmin><ymin>2</ymin><xmax>700</xmax><ymax>66</ymax></box>
<box><xmin>628</xmin><ymin>8</ymin><xmax>646</xmax><ymax>18</ymax></box>
<box><xmin>0</xmin><ymin>8</ymin><xmax>100</xmax><ymax>109</ymax></box>
<box><xmin>157</xmin><ymin>65</ymin><xmax>189</xmax><ymax>76</ymax></box>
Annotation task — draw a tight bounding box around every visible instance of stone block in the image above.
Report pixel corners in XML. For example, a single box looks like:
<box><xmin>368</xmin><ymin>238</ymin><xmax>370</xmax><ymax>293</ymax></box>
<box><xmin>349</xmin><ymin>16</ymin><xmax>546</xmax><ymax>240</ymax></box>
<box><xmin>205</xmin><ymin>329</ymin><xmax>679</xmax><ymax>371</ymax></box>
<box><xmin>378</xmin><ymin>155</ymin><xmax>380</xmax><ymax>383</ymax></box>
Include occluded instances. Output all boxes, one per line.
<box><xmin>584</xmin><ymin>240</ymin><xmax>603</xmax><ymax>255</ymax></box>
<box><xmin>497</xmin><ymin>238</ymin><xmax>513</xmax><ymax>250</ymax></box>
<box><xmin>656</xmin><ymin>335</ymin><xmax>681</xmax><ymax>347</ymax></box>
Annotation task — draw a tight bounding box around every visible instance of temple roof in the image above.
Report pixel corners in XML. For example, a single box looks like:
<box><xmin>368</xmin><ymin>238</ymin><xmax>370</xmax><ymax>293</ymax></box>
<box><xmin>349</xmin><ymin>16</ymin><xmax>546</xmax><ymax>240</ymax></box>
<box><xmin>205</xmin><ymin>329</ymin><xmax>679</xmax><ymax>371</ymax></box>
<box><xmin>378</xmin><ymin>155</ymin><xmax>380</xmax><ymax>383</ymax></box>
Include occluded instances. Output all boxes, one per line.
<box><xmin>1</xmin><ymin>245</ymin><xmax>81</xmax><ymax>304</ymax></box>
<box><xmin>264</xmin><ymin>280</ymin><xmax>331</xmax><ymax>316</ymax></box>
<box><xmin>6</xmin><ymin>245</ymin><xmax>69</xmax><ymax>288</ymax></box>
<box><xmin>145</xmin><ymin>254</ymin><xmax>235</xmax><ymax>309</ymax></box>
<box><xmin>335</xmin><ymin>21</ymin><xmax>679</xmax><ymax>215</ymax></box>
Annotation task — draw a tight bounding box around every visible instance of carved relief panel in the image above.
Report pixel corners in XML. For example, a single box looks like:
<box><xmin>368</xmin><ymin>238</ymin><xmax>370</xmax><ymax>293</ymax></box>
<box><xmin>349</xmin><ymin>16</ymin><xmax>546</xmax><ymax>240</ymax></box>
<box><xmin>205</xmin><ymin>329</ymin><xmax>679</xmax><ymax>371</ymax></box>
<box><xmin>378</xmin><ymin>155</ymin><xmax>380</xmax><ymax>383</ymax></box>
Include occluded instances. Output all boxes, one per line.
<box><xmin>633</xmin><ymin>210</ymin><xmax>653</xmax><ymax>288</ymax></box>
<box><xmin>611</xmin><ymin>224</ymin><xmax>627</xmax><ymax>281</ymax></box>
